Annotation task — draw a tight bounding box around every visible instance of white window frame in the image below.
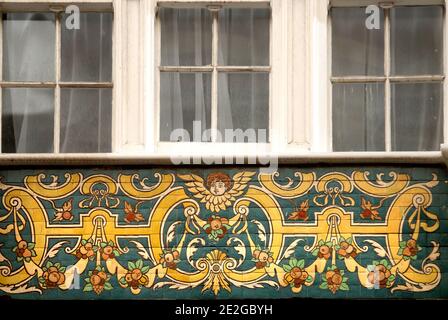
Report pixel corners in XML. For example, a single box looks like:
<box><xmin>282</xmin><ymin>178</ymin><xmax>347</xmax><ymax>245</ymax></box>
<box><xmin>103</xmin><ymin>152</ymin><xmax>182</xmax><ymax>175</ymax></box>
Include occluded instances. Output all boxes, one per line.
<box><xmin>0</xmin><ymin>0</ymin><xmax>115</xmax><ymax>154</ymax></box>
<box><xmin>321</xmin><ymin>0</ymin><xmax>448</xmax><ymax>153</ymax></box>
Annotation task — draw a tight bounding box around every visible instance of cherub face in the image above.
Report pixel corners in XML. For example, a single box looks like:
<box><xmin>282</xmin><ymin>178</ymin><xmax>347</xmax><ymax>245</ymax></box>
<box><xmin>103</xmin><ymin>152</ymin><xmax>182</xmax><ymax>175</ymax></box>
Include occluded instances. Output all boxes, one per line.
<box><xmin>210</xmin><ymin>180</ymin><xmax>227</xmax><ymax>196</ymax></box>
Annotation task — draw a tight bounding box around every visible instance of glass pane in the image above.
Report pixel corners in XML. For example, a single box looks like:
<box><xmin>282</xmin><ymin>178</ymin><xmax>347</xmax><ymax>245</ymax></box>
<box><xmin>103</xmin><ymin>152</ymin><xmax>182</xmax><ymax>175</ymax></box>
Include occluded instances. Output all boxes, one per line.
<box><xmin>391</xmin><ymin>6</ymin><xmax>443</xmax><ymax>76</ymax></box>
<box><xmin>332</xmin><ymin>8</ymin><xmax>384</xmax><ymax>76</ymax></box>
<box><xmin>219</xmin><ymin>8</ymin><xmax>270</xmax><ymax>66</ymax></box>
<box><xmin>61</xmin><ymin>13</ymin><xmax>113</xmax><ymax>82</ymax></box>
<box><xmin>3</xmin><ymin>13</ymin><xmax>55</xmax><ymax>81</ymax></box>
<box><xmin>160</xmin><ymin>72</ymin><xmax>211</xmax><ymax>142</ymax></box>
<box><xmin>160</xmin><ymin>8</ymin><xmax>212</xmax><ymax>66</ymax></box>
<box><xmin>332</xmin><ymin>83</ymin><xmax>385</xmax><ymax>151</ymax></box>
<box><xmin>2</xmin><ymin>88</ymin><xmax>54</xmax><ymax>153</ymax></box>
<box><xmin>391</xmin><ymin>83</ymin><xmax>443</xmax><ymax>151</ymax></box>
<box><xmin>60</xmin><ymin>89</ymin><xmax>112</xmax><ymax>153</ymax></box>
<box><xmin>218</xmin><ymin>73</ymin><xmax>269</xmax><ymax>143</ymax></box>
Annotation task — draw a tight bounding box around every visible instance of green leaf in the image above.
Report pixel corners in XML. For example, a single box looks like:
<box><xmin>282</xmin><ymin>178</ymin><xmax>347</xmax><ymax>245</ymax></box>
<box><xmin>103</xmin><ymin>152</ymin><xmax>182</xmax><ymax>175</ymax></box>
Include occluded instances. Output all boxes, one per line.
<box><xmin>203</xmin><ymin>224</ymin><xmax>210</xmax><ymax>229</ymax></box>
<box><xmin>108</xmin><ymin>241</ymin><xmax>114</xmax><ymax>246</ymax></box>
<box><xmin>54</xmin><ymin>263</ymin><xmax>61</xmax><ymax>269</ymax></box>
<box><xmin>312</xmin><ymin>249</ymin><xmax>318</xmax><ymax>256</ymax></box>
<box><xmin>306</xmin><ymin>275</ymin><xmax>312</xmax><ymax>283</ymax></box>
<box><xmin>319</xmin><ymin>282</ymin><xmax>328</xmax><ymax>289</ymax></box>
<box><xmin>27</xmin><ymin>243</ymin><xmax>35</xmax><ymax>250</ymax></box>
<box><xmin>397</xmin><ymin>248</ymin><xmax>403</xmax><ymax>256</ymax></box>
<box><xmin>388</xmin><ymin>274</ymin><xmax>396</xmax><ymax>282</ymax></box>
<box><xmin>12</xmin><ymin>246</ymin><xmax>17</xmax><ymax>252</ymax></box>
<box><xmin>128</xmin><ymin>261</ymin><xmax>136</xmax><ymax>270</ymax></box>
<box><xmin>399</xmin><ymin>241</ymin><xmax>407</xmax><ymax>248</ymax></box>
<box><xmin>85</xmin><ymin>278</ymin><xmax>91</xmax><ymax>283</ymax></box>
<box><xmin>88</xmin><ymin>271</ymin><xmax>93</xmax><ymax>277</ymax></box>
<box><xmin>83</xmin><ymin>283</ymin><xmax>93</xmax><ymax>292</ymax></box>
<box><xmin>141</xmin><ymin>266</ymin><xmax>150</xmax><ymax>274</ymax></box>
<box><xmin>411</xmin><ymin>255</ymin><xmax>417</xmax><ymax>260</ymax></box>
<box><xmin>283</xmin><ymin>264</ymin><xmax>292</xmax><ymax>272</ymax></box>
<box><xmin>136</xmin><ymin>259</ymin><xmax>143</xmax><ymax>269</ymax></box>
<box><xmin>297</xmin><ymin>259</ymin><xmax>305</xmax><ymax>269</ymax></box>
<box><xmin>100</xmin><ymin>242</ymin><xmax>107</xmax><ymax>248</ymax></box>
<box><xmin>347</xmin><ymin>238</ymin><xmax>352</xmax><ymax>244</ymax></box>
<box><xmin>81</xmin><ymin>239</ymin><xmax>87</xmax><ymax>245</ymax></box>
<box><xmin>119</xmin><ymin>277</ymin><xmax>127</xmax><ymax>284</ymax></box>
<box><xmin>31</xmin><ymin>251</ymin><xmax>37</xmax><ymax>257</ymax></box>
<box><xmin>59</xmin><ymin>267</ymin><xmax>66</xmax><ymax>273</ymax></box>
<box><xmin>113</xmin><ymin>249</ymin><xmax>120</xmax><ymax>257</ymax></box>
<box><xmin>17</xmin><ymin>256</ymin><xmax>23</xmax><ymax>262</ymax></box>
<box><xmin>380</xmin><ymin>259</ymin><xmax>388</xmax><ymax>266</ymax></box>
<box><xmin>366</xmin><ymin>265</ymin><xmax>375</xmax><ymax>272</ymax></box>
<box><xmin>104</xmin><ymin>282</ymin><xmax>113</xmax><ymax>290</ymax></box>
<box><xmin>340</xmin><ymin>270</ymin><xmax>345</xmax><ymax>276</ymax></box>
<box><xmin>39</xmin><ymin>277</ymin><xmax>46</xmax><ymax>283</ymax></box>
<box><xmin>339</xmin><ymin>283</ymin><xmax>349</xmax><ymax>291</ymax></box>
<box><xmin>46</xmin><ymin>261</ymin><xmax>53</xmax><ymax>268</ymax></box>
<box><xmin>318</xmin><ymin>240</ymin><xmax>324</xmax><ymax>246</ymax></box>
<box><xmin>325</xmin><ymin>241</ymin><xmax>333</xmax><ymax>247</ymax></box>
<box><xmin>342</xmin><ymin>277</ymin><xmax>348</xmax><ymax>282</ymax></box>
<box><xmin>216</xmin><ymin>229</ymin><xmax>223</xmax><ymax>235</ymax></box>
<box><xmin>289</xmin><ymin>258</ymin><xmax>298</xmax><ymax>268</ymax></box>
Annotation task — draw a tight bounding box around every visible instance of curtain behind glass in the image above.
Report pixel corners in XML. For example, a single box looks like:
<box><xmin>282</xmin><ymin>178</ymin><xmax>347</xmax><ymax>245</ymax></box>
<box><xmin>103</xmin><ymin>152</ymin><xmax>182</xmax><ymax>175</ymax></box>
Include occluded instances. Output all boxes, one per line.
<box><xmin>2</xmin><ymin>13</ymin><xmax>55</xmax><ymax>153</ymax></box>
<box><xmin>60</xmin><ymin>13</ymin><xmax>112</xmax><ymax>152</ymax></box>
<box><xmin>160</xmin><ymin>8</ymin><xmax>211</xmax><ymax>142</ymax></box>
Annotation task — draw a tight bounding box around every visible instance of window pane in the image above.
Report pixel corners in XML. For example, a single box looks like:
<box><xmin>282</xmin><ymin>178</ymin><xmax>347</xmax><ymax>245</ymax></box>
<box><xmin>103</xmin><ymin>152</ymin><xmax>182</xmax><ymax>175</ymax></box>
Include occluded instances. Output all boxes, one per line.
<box><xmin>160</xmin><ymin>72</ymin><xmax>211</xmax><ymax>142</ymax></box>
<box><xmin>332</xmin><ymin>8</ymin><xmax>384</xmax><ymax>76</ymax></box>
<box><xmin>2</xmin><ymin>88</ymin><xmax>54</xmax><ymax>153</ymax></box>
<box><xmin>218</xmin><ymin>73</ymin><xmax>269</xmax><ymax>142</ymax></box>
<box><xmin>61</xmin><ymin>13</ymin><xmax>113</xmax><ymax>82</ymax></box>
<box><xmin>3</xmin><ymin>13</ymin><xmax>55</xmax><ymax>81</ymax></box>
<box><xmin>391</xmin><ymin>6</ymin><xmax>443</xmax><ymax>76</ymax></box>
<box><xmin>60</xmin><ymin>89</ymin><xmax>112</xmax><ymax>153</ymax></box>
<box><xmin>332</xmin><ymin>83</ymin><xmax>385</xmax><ymax>151</ymax></box>
<box><xmin>160</xmin><ymin>8</ymin><xmax>212</xmax><ymax>66</ymax></box>
<box><xmin>391</xmin><ymin>83</ymin><xmax>443</xmax><ymax>151</ymax></box>
<box><xmin>219</xmin><ymin>9</ymin><xmax>270</xmax><ymax>66</ymax></box>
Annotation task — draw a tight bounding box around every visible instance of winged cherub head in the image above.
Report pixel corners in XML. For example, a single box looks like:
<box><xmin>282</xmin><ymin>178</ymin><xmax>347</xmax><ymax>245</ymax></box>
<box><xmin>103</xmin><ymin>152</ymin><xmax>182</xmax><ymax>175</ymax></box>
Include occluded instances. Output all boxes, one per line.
<box><xmin>206</xmin><ymin>173</ymin><xmax>232</xmax><ymax>196</ymax></box>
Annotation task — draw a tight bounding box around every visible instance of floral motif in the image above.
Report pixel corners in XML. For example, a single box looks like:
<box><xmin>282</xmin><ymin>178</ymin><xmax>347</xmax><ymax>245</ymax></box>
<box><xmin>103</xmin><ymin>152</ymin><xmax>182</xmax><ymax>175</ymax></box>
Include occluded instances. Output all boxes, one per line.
<box><xmin>252</xmin><ymin>248</ymin><xmax>274</xmax><ymax>269</ymax></box>
<box><xmin>366</xmin><ymin>260</ymin><xmax>395</xmax><ymax>289</ymax></box>
<box><xmin>201</xmin><ymin>250</ymin><xmax>231</xmax><ymax>295</ymax></box>
<box><xmin>360</xmin><ymin>197</ymin><xmax>382</xmax><ymax>220</ymax></box>
<box><xmin>287</xmin><ymin>200</ymin><xmax>310</xmax><ymax>221</ymax></box>
<box><xmin>320</xmin><ymin>265</ymin><xmax>349</xmax><ymax>293</ymax></box>
<box><xmin>283</xmin><ymin>258</ymin><xmax>312</xmax><ymax>292</ymax></box>
<box><xmin>53</xmin><ymin>198</ymin><xmax>74</xmax><ymax>221</ymax></box>
<box><xmin>100</xmin><ymin>240</ymin><xmax>121</xmax><ymax>261</ymax></box>
<box><xmin>335</xmin><ymin>237</ymin><xmax>357</xmax><ymax>259</ymax></box>
<box><xmin>160</xmin><ymin>249</ymin><xmax>180</xmax><ymax>269</ymax></box>
<box><xmin>38</xmin><ymin>261</ymin><xmax>66</xmax><ymax>289</ymax></box>
<box><xmin>84</xmin><ymin>266</ymin><xmax>113</xmax><ymax>295</ymax></box>
<box><xmin>398</xmin><ymin>239</ymin><xmax>421</xmax><ymax>260</ymax></box>
<box><xmin>119</xmin><ymin>259</ymin><xmax>150</xmax><ymax>291</ymax></box>
<box><xmin>204</xmin><ymin>215</ymin><xmax>231</xmax><ymax>242</ymax></box>
<box><xmin>312</xmin><ymin>240</ymin><xmax>333</xmax><ymax>260</ymax></box>
<box><xmin>13</xmin><ymin>240</ymin><xmax>37</xmax><ymax>262</ymax></box>
<box><xmin>124</xmin><ymin>201</ymin><xmax>144</xmax><ymax>223</ymax></box>
<box><xmin>75</xmin><ymin>239</ymin><xmax>98</xmax><ymax>260</ymax></box>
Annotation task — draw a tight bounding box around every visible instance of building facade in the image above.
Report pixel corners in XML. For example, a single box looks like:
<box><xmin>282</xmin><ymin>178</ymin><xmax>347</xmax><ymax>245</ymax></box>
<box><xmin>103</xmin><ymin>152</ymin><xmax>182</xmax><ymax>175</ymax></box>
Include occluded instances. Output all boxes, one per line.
<box><xmin>0</xmin><ymin>0</ymin><xmax>447</xmax><ymax>300</ymax></box>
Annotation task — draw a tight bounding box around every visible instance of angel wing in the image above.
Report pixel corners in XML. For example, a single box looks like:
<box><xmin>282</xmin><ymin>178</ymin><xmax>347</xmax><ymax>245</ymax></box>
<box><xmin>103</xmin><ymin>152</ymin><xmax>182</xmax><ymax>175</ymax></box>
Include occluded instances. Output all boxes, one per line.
<box><xmin>178</xmin><ymin>172</ymin><xmax>255</xmax><ymax>213</ymax></box>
